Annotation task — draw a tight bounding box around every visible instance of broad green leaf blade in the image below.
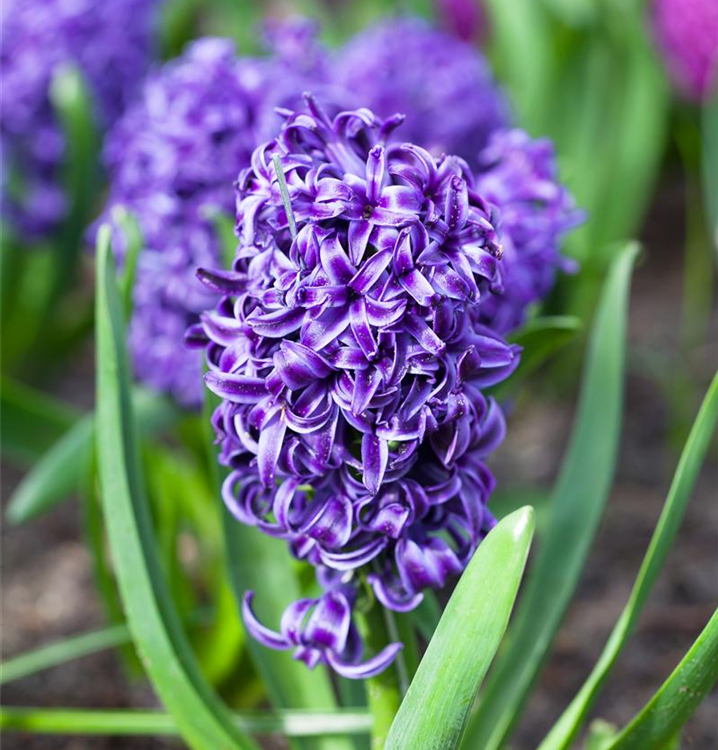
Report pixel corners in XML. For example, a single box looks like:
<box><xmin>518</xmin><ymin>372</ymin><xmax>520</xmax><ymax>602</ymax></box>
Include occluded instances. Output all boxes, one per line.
<box><xmin>0</xmin><ymin>377</ymin><xmax>78</xmax><ymax>465</ymax></box>
<box><xmin>385</xmin><ymin>507</ymin><xmax>535</xmax><ymax>750</ymax></box>
<box><xmin>95</xmin><ymin>226</ymin><xmax>257</xmax><ymax>750</ymax></box>
<box><xmin>0</xmin><ymin>707</ymin><xmax>373</xmax><ymax>737</ymax></box>
<box><xmin>603</xmin><ymin>608</ymin><xmax>718</xmax><ymax>750</ymax></box>
<box><xmin>538</xmin><ymin>371</ymin><xmax>718</xmax><ymax>750</ymax></box>
<box><xmin>702</xmin><ymin>92</ymin><xmax>718</xmax><ymax>249</ymax></box>
<box><xmin>203</xmin><ymin>388</ymin><xmax>350</xmax><ymax>750</ymax></box>
<box><xmin>490</xmin><ymin>316</ymin><xmax>582</xmax><ymax>400</ymax></box>
<box><xmin>462</xmin><ymin>242</ymin><xmax>640</xmax><ymax>750</ymax></box>
<box><xmin>6</xmin><ymin>389</ymin><xmax>179</xmax><ymax>525</ymax></box>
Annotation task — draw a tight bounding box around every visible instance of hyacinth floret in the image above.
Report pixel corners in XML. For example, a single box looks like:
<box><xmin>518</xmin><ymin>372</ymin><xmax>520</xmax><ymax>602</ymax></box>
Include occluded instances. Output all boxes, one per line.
<box><xmin>190</xmin><ymin>97</ymin><xmax>521</xmax><ymax>675</ymax></box>
<box><xmin>243</xmin><ymin>586</ymin><xmax>403</xmax><ymax>679</ymax></box>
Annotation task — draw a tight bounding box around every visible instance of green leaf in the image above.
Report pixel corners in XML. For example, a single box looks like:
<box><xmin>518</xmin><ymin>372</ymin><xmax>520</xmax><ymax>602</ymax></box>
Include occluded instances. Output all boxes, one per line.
<box><xmin>537</xmin><ymin>371</ymin><xmax>718</xmax><ymax>750</ymax></box>
<box><xmin>203</xmin><ymin>387</ymin><xmax>350</xmax><ymax>750</ymax></box>
<box><xmin>95</xmin><ymin>225</ymin><xmax>257</xmax><ymax>750</ymax></box>
<box><xmin>585</xmin><ymin>720</ymin><xmax>617</xmax><ymax>750</ymax></box>
<box><xmin>49</xmin><ymin>64</ymin><xmax>100</xmax><ymax>297</ymax></box>
<box><xmin>0</xmin><ymin>610</ymin><xmax>212</xmax><ymax>686</ymax></box>
<box><xmin>481</xmin><ymin>0</ymin><xmax>553</xmax><ymax>133</ymax></box>
<box><xmin>1</xmin><ymin>231</ymin><xmax>22</xmax><ymax>323</ymax></box>
<box><xmin>0</xmin><ymin>377</ymin><xmax>78</xmax><ymax>465</ymax></box>
<box><xmin>0</xmin><ymin>707</ymin><xmax>373</xmax><ymax>738</ymax></box>
<box><xmin>602</xmin><ymin>608</ymin><xmax>718</xmax><ymax>750</ymax></box>
<box><xmin>81</xmin><ymin>475</ymin><xmax>136</xmax><ymax>671</ymax></box>
<box><xmin>540</xmin><ymin>0</ymin><xmax>597</xmax><ymax>27</ymax></box>
<box><xmin>490</xmin><ymin>316</ymin><xmax>582</xmax><ymax>400</ymax></box>
<box><xmin>6</xmin><ymin>416</ymin><xmax>92</xmax><ymax>522</ymax></box>
<box><xmin>702</xmin><ymin>91</ymin><xmax>718</xmax><ymax>249</ymax></box>
<box><xmin>201</xmin><ymin>0</ymin><xmax>264</xmax><ymax>54</ymax></box>
<box><xmin>535</xmin><ymin>9</ymin><xmax>667</xmax><ymax>263</ymax></box>
<box><xmin>160</xmin><ymin>0</ymin><xmax>203</xmax><ymax>58</ymax></box>
<box><xmin>6</xmin><ymin>389</ymin><xmax>179</xmax><ymax>525</ymax></box>
<box><xmin>385</xmin><ymin>507</ymin><xmax>535</xmax><ymax>750</ymax></box>
<box><xmin>111</xmin><ymin>206</ymin><xmax>144</xmax><ymax>318</ymax></box>
<box><xmin>461</xmin><ymin>242</ymin><xmax>639</xmax><ymax>750</ymax></box>
<box><xmin>0</xmin><ymin>624</ymin><xmax>130</xmax><ymax>686</ymax></box>
<box><xmin>589</xmin><ymin>18</ymin><xmax>668</xmax><ymax>256</ymax></box>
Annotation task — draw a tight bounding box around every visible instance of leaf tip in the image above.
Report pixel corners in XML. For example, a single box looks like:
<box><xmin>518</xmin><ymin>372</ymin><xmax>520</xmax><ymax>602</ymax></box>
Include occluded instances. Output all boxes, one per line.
<box><xmin>507</xmin><ymin>505</ymin><xmax>535</xmax><ymax>542</ymax></box>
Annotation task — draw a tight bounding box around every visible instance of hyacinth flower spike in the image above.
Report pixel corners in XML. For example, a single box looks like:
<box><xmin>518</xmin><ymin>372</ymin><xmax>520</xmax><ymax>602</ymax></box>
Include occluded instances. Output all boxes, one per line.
<box><xmin>191</xmin><ymin>96</ymin><xmax>528</xmax><ymax>676</ymax></box>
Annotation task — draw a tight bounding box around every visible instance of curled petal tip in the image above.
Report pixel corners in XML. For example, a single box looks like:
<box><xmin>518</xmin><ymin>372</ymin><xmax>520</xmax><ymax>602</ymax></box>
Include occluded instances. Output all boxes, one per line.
<box><xmin>327</xmin><ymin>641</ymin><xmax>404</xmax><ymax>680</ymax></box>
<box><xmin>242</xmin><ymin>592</ymin><xmax>291</xmax><ymax>651</ymax></box>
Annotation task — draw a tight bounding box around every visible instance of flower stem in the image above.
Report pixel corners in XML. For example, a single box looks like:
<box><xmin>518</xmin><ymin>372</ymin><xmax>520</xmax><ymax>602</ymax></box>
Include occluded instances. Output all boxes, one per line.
<box><xmin>360</xmin><ymin>604</ymin><xmax>404</xmax><ymax>750</ymax></box>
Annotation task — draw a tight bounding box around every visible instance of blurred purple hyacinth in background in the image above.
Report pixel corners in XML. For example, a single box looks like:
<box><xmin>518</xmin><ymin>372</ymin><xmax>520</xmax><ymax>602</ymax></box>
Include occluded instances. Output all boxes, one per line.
<box><xmin>336</xmin><ymin>17</ymin><xmax>510</xmax><ymax>165</ymax></box>
<box><xmin>190</xmin><ymin>97</ymin><xmax>522</xmax><ymax>674</ymax></box>
<box><xmin>435</xmin><ymin>0</ymin><xmax>485</xmax><ymax>42</ymax></box>
<box><xmin>652</xmin><ymin>0</ymin><xmax>718</xmax><ymax>101</ymax></box>
<box><xmin>101</xmin><ymin>24</ymin><xmax>334</xmax><ymax>408</ymax></box>
<box><xmin>475</xmin><ymin>130</ymin><xmax>585</xmax><ymax>333</ymax></box>
<box><xmin>336</xmin><ymin>17</ymin><xmax>581</xmax><ymax>333</ymax></box>
<box><xmin>0</xmin><ymin>0</ymin><xmax>161</xmax><ymax>239</ymax></box>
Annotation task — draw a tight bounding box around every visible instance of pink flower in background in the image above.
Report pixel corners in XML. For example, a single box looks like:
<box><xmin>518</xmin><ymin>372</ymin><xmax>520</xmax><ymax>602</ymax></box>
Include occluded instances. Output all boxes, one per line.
<box><xmin>653</xmin><ymin>0</ymin><xmax>718</xmax><ymax>101</ymax></box>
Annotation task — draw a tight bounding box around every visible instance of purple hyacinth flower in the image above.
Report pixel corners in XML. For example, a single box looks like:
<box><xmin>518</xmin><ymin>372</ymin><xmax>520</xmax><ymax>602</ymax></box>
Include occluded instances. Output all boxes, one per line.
<box><xmin>652</xmin><ymin>0</ymin><xmax>718</xmax><ymax>101</ymax></box>
<box><xmin>193</xmin><ymin>98</ymin><xmax>524</xmax><ymax>674</ymax></box>
<box><xmin>335</xmin><ymin>18</ymin><xmax>510</xmax><ymax>165</ymax></box>
<box><xmin>101</xmin><ymin>30</ymin><xmax>334</xmax><ymax>408</ymax></box>
<box><xmin>0</xmin><ymin>0</ymin><xmax>161</xmax><ymax>239</ymax></box>
<box><xmin>195</xmin><ymin>95</ymin><xmax>516</xmax><ymax>489</ymax></box>
<box><xmin>474</xmin><ymin>129</ymin><xmax>585</xmax><ymax>333</ymax></box>
<box><xmin>243</xmin><ymin>588</ymin><xmax>402</xmax><ymax>679</ymax></box>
